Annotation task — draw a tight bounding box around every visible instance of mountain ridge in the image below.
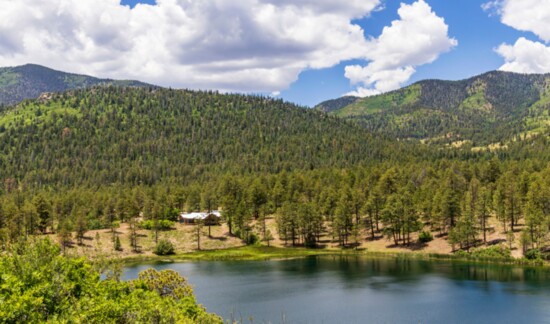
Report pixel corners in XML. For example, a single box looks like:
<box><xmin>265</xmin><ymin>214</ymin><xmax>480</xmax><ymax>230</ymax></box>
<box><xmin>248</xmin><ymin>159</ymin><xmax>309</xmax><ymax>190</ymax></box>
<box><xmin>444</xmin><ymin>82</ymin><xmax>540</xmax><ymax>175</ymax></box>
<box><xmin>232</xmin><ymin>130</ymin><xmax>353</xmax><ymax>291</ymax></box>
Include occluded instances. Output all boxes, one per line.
<box><xmin>316</xmin><ymin>70</ymin><xmax>550</xmax><ymax>145</ymax></box>
<box><xmin>0</xmin><ymin>64</ymin><xmax>154</xmax><ymax>106</ymax></box>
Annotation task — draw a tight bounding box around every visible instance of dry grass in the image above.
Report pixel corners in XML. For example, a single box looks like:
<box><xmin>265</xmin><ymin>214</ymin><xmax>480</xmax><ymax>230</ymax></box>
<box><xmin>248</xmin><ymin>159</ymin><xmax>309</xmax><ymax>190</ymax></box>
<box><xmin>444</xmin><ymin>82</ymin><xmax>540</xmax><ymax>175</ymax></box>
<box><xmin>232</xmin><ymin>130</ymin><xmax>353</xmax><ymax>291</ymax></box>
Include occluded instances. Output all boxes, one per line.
<box><xmin>53</xmin><ymin>214</ymin><xmax>525</xmax><ymax>261</ymax></box>
<box><xmin>51</xmin><ymin>222</ymin><xmax>244</xmax><ymax>260</ymax></box>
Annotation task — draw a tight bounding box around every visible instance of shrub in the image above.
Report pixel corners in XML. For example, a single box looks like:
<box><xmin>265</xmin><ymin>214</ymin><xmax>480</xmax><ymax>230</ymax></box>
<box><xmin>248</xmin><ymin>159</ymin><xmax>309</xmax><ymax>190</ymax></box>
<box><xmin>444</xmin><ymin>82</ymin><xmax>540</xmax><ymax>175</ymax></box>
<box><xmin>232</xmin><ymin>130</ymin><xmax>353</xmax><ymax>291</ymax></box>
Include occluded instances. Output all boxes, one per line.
<box><xmin>111</xmin><ymin>221</ymin><xmax>120</xmax><ymax>229</ymax></box>
<box><xmin>139</xmin><ymin>220</ymin><xmax>175</xmax><ymax>231</ymax></box>
<box><xmin>525</xmin><ymin>249</ymin><xmax>542</xmax><ymax>260</ymax></box>
<box><xmin>139</xmin><ymin>220</ymin><xmax>154</xmax><ymax>230</ymax></box>
<box><xmin>246</xmin><ymin>233</ymin><xmax>259</xmax><ymax>245</ymax></box>
<box><xmin>88</xmin><ymin>219</ymin><xmax>103</xmax><ymax>230</ymax></box>
<box><xmin>0</xmin><ymin>238</ymin><xmax>221</xmax><ymax>322</ymax></box>
<box><xmin>154</xmin><ymin>239</ymin><xmax>175</xmax><ymax>255</ymax></box>
<box><xmin>469</xmin><ymin>245</ymin><xmax>512</xmax><ymax>259</ymax></box>
<box><xmin>158</xmin><ymin>220</ymin><xmax>175</xmax><ymax>230</ymax></box>
<box><xmin>418</xmin><ymin>231</ymin><xmax>433</xmax><ymax>243</ymax></box>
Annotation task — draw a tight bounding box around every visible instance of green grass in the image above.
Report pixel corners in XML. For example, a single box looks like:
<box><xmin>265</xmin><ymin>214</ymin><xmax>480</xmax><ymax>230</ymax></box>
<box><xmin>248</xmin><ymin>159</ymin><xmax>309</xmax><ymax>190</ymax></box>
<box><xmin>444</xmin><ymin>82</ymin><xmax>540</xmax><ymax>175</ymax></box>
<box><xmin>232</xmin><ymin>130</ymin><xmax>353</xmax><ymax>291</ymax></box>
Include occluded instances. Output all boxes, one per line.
<box><xmin>334</xmin><ymin>84</ymin><xmax>421</xmax><ymax>117</ymax></box>
<box><xmin>459</xmin><ymin>80</ymin><xmax>491</xmax><ymax>112</ymax></box>
<box><xmin>121</xmin><ymin>245</ymin><xmax>549</xmax><ymax>269</ymax></box>
<box><xmin>124</xmin><ymin>245</ymin><xmax>339</xmax><ymax>264</ymax></box>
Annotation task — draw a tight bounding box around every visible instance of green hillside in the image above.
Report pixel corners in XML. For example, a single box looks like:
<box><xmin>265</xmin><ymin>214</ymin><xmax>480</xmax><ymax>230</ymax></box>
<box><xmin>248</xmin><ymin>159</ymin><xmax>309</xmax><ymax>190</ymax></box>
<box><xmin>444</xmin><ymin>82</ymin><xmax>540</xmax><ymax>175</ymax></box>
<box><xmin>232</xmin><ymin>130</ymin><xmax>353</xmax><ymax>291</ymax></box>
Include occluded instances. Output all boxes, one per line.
<box><xmin>0</xmin><ymin>86</ymin><xmax>414</xmax><ymax>189</ymax></box>
<box><xmin>314</xmin><ymin>96</ymin><xmax>359</xmax><ymax>113</ymax></box>
<box><xmin>0</xmin><ymin>64</ymin><xmax>152</xmax><ymax>106</ymax></box>
<box><xmin>3</xmin><ymin>79</ymin><xmax>550</xmax><ymax>260</ymax></box>
<box><xmin>320</xmin><ymin>71</ymin><xmax>550</xmax><ymax>145</ymax></box>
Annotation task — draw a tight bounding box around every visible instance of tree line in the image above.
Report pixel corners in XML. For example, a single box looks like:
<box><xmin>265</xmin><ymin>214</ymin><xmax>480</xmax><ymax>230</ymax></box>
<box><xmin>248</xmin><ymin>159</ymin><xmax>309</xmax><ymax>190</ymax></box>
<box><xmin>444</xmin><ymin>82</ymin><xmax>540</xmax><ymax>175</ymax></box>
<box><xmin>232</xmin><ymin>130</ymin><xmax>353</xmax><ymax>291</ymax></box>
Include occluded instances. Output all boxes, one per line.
<box><xmin>2</xmin><ymin>158</ymin><xmax>550</xmax><ymax>256</ymax></box>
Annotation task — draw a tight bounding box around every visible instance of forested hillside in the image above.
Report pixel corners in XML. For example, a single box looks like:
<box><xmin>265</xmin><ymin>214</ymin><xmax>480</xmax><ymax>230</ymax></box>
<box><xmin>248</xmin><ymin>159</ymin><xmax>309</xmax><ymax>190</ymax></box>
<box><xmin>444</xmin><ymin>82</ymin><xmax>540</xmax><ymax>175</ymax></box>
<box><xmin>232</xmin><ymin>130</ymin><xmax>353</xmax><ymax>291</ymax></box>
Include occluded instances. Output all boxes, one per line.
<box><xmin>0</xmin><ymin>64</ymin><xmax>151</xmax><ymax>106</ymax></box>
<box><xmin>321</xmin><ymin>71</ymin><xmax>550</xmax><ymax>146</ymax></box>
<box><xmin>1</xmin><ymin>85</ymin><xmax>550</xmax><ymax>261</ymax></box>
<box><xmin>0</xmin><ymin>86</ymin><xmax>415</xmax><ymax>189</ymax></box>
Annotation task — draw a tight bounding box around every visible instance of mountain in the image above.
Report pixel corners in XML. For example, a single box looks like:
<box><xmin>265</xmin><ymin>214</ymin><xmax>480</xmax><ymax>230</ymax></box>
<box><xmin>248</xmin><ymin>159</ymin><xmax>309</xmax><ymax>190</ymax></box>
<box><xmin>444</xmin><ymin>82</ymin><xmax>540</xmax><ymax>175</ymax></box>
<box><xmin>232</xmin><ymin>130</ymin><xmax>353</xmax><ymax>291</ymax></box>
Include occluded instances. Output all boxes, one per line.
<box><xmin>0</xmin><ymin>64</ymin><xmax>152</xmax><ymax>106</ymax></box>
<box><xmin>319</xmin><ymin>71</ymin><xmax>550</xmax><ymax>146</ymax></box>
<box><xmin>0</xmin><ymin>86</ymin><xmax>418</xmax><ymax>189</ymax></box>
<box><xmin>314</xmin><ymin>96</ymin><xmax>359</xmax><ymax>113</ymax></box>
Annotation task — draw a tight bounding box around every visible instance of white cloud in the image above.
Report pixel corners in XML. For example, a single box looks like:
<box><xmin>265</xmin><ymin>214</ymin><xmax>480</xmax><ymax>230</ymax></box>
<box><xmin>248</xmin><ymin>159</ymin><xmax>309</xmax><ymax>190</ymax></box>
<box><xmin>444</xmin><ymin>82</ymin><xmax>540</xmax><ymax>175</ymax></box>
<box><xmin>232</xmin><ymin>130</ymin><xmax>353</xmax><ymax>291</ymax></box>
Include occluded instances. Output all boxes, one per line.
<box><xmin>344</xmin><ymin>0</ymin><xmax>457</xmax><ymax>97</ymax></box>
<box><xmin>487</xmin><ymin>0</ymin><xmax>550</xmax><ymax>73</ymax></box>
<box><xmin>345</xmin><ymin>87</ymin><xmax>383</xmax><ymax>98</ymax></box>
<box><xmin>481</xmin><ymin>1</ymin><xmax>502</xmax><ymax>16</ymax></box>
<box><xmin>488</xmin><ymin>0</ymin><xmax>550</xmax><ymax>42</ymax></box>
<box><xmin>496</xmin><ymin>37</ymin><xmax>550</xmax><ymax>73</ymax></box>
<box><xmin>0</xmin><ymin>0</ymin><xmax>382</xmax><ymax>94</ymax></box>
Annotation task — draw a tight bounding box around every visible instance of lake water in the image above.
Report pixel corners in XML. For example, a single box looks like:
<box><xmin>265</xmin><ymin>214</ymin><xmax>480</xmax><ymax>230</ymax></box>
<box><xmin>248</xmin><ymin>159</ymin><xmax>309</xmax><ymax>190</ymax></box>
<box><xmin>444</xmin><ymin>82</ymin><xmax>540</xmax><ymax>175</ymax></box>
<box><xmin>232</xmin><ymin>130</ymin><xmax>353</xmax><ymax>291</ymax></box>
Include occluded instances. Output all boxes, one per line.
<box><xmin>123</xmin><ymin>256</ymin><xmax>550</xmax><ymax>323</ymax></box>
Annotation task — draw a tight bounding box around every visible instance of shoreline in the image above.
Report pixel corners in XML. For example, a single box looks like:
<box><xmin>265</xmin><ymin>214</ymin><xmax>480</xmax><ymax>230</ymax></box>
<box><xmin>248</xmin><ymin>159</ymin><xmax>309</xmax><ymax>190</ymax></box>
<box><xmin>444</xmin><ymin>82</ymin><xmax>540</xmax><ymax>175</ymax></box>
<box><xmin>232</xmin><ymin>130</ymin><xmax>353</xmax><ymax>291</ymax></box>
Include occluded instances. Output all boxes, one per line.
<box><xmin>118</xmin><ymin>245</ymin><xmax>548</xmax><ymax>268</ymax></box>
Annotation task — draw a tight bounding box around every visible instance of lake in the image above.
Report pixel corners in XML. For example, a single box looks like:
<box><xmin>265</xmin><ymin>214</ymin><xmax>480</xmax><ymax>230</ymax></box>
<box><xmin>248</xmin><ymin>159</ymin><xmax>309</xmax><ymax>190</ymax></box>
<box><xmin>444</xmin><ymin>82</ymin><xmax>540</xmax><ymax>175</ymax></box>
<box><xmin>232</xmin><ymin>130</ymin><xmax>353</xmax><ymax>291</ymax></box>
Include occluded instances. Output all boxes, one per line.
<box><xmin>123</xmin><ymin>256</ymin><xmax>550</xmax><ymax>323</ymax></box>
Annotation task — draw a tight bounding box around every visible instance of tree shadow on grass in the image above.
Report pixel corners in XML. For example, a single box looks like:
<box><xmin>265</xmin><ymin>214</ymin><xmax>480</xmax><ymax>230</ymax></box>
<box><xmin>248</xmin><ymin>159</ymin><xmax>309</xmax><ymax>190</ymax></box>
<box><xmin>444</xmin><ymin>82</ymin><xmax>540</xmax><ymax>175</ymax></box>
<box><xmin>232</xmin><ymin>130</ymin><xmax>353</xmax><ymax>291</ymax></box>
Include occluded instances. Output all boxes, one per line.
<box><xmin>408</xmin><ymin>242</ymin><xmax>428</xmax><ymax>251</ymax></box>
<box><xmin>364</xmin><ymin>235</ymin><xmax>384</xmax><ymax>241</ymax></box>
<box><xmin>487</xmin><ymin>238</ymin><xmax>506</xmax><ymax>246</ymax></box>
<box><xmin>208</xmin><ymin>236</ymin><xmax>227</xmax><ymax>241</ymax></box>
<box><xmin>385</xmin><ymin>241</ymin><xmax>427</xmax><ymax>251</ymax></box>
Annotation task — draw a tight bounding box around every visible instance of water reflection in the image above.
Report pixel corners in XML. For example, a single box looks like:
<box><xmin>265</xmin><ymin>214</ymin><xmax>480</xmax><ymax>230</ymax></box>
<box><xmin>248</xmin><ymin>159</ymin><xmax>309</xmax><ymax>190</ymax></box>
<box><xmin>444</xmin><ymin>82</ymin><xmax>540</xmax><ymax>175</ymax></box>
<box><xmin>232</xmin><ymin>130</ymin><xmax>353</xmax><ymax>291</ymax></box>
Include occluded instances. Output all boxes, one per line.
<box><xmin>124</xmin><ymin>256</ymin><xmax>550</xmax><ymax>323</ymax></box>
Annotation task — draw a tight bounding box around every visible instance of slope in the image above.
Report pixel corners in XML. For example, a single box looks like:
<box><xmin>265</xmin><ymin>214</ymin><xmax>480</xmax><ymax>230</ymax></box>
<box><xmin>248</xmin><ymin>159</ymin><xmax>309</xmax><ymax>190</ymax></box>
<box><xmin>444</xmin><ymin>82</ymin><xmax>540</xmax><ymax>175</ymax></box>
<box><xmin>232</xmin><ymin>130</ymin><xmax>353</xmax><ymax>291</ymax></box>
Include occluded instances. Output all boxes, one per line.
<box><xmin>321</xmin><ymin>71</ymin><xmax>550</xmax><ymax>146</ymax></box>
<box><xmin>0</xmin><ymin>64</ymin><xmax>152</xmax><ymax>106</ymax></box>
<box><xmin>314</xmin><ymin>96</ymin><xmax>359</xmax><ymax>113</ymax></box>
<box><xmin>0</xmin><ymin>86</ymin><xmax>415</xmax><ymax>189</ymax></box>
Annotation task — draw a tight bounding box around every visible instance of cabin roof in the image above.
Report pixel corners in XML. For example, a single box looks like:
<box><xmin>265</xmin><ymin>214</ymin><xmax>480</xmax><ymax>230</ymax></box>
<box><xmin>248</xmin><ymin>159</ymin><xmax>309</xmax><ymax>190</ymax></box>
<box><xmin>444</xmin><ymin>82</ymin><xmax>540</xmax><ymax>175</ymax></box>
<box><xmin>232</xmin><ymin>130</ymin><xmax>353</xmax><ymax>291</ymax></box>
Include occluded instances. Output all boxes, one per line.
<box><xmin>179</xmin><ymin>210</ymin><xmax>221</xmax><ymax>220</ymax></box>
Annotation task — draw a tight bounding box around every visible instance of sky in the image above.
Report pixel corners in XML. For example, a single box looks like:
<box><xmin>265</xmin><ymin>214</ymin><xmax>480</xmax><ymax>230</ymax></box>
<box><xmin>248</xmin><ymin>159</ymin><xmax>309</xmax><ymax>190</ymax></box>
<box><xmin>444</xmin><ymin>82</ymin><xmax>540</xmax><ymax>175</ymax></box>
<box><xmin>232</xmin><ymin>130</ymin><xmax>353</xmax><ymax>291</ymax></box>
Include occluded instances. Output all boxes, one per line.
<box><xmin>1</xmin><ymin>0</ymin><xmax>549</xmax><ymax>106</ymax></box>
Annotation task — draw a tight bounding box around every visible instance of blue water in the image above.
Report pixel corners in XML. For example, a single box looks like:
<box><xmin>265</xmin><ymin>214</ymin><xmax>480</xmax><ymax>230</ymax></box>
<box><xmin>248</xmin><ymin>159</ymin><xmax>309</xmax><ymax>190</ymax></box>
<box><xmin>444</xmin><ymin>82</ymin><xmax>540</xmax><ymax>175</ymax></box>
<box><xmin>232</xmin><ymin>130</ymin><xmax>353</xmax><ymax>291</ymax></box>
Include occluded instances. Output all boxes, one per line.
<box><xmin>123</xmin><ymin>256</ymin><xmax>550</xmax><ymax>323</ymax></box>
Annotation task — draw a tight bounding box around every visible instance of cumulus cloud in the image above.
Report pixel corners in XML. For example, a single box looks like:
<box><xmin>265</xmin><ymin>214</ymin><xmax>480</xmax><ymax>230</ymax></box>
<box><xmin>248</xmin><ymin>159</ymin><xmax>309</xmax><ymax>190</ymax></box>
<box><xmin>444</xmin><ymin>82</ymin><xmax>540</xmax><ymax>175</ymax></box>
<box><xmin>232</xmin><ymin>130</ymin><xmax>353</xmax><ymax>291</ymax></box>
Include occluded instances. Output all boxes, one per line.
<box><xmin>487</xmin><ymin>0</ymin><xmax>550</xmax><ymax>42</ymax></box>
<box><xmin>0</xmin><ymin>0</ymin><xmax>382</xmax><ymax>93</ymax></box>
<box><xmin>486</xmin><ymin>0</ymin><xmax>550</xmax><ymax>73</ymax></box>
<box><xmin>496</xmin><ymin>37</ymin><xmax>550</xmax><ymax>73</ymax></box>
<box><xmin>344</xmin><ymin>0</ymin><xmax>457</xmax><ymax>97</ymax></box>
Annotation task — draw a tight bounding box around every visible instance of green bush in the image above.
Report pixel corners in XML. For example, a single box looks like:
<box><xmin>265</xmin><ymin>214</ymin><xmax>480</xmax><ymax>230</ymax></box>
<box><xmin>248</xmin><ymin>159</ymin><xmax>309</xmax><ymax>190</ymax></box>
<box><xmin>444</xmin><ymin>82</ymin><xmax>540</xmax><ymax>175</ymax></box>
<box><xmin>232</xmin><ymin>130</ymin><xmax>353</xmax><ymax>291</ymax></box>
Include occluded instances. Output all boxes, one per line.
<box><xmin>525</xmin><ymin>249</ymin><xmax>542</xmax><ymax>260</ymax></box>
<box><xmin>159</xmin><ymin>220</ymin><xmax>175</xmax><ymax>230</ymax></box>
<box><xmin>0</xmin><ymin>238</ymin><xmax>221</xmax><ymax>322</ymax></box>
<box><xmin>88</xmin><ymin>219</ymin><xmax>103</xmax><ymax>230</ymax></box>
<box><xmin>418</xmin><ymin>231</ymin><xmax>433</xmax><ymax>243</ymax></box>
<box><xmin>246</xmin><ymin>233</ymin><xmax>259</xmax><ymax>245</ymax></box>
<box><xmin>139</xmin><ymin>220</ymin><xmax>175</xmax><ymax>231</ymax></box>
<box><xmin>469</xmin><ymin>245</ymin><xmax>512</xmax><ymax>259</ymax></box>
<box><xmin>154</xmin><ymin>239</ymin><xmax>175</xmax><ymax>255</ymax></box>
<box><xmin>139</xmin><ymin>220</ymin><xmax>154</xmax><ymax>230</ymax></box>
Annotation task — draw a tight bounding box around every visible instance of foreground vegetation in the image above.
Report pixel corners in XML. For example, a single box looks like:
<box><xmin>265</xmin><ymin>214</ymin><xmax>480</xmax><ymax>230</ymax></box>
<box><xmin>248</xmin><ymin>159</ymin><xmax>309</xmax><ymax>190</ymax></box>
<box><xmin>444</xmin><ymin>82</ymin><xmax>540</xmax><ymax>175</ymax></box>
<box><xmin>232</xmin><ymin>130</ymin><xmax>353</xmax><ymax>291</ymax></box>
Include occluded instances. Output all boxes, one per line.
<box><xmin>0</xmin><ymin>238</ymin><xmax>221</xmax><ymax>323</ymax></box>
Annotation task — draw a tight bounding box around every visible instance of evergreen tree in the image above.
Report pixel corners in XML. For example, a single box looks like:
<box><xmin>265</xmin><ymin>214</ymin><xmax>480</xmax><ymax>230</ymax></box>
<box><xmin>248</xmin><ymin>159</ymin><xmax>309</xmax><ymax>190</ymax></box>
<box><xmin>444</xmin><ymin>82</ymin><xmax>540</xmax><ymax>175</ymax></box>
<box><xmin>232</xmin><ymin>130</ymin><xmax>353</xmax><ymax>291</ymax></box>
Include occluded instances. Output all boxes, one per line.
<box><xmin>34</xmin><ymin>194</ymin><xmax>50</xmax><ymax>234</ymax></box>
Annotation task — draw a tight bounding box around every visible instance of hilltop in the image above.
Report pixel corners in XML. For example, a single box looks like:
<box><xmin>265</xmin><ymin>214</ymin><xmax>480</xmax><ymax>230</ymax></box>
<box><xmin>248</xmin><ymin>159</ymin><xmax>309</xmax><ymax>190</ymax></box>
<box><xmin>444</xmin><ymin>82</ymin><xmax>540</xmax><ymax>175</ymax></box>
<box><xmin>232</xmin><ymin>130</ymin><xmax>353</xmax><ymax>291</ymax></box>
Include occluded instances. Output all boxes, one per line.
<box><xmin>317</xmin><ymin>71</ymin><xmax>550</xmax><ymax>146</ymax></box>
<box><xmin>0</xmin><ymin>64</ymin><xmax>152</xmax><ymax>106</ymax></box>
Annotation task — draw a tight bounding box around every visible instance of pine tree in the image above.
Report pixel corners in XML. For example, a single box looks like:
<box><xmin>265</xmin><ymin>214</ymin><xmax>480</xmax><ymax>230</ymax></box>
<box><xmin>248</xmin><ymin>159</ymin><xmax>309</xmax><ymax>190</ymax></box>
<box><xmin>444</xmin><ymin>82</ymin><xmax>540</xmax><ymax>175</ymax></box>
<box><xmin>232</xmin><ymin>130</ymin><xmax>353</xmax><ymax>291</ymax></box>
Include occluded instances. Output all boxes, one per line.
<box><xmin>34</xmin><ymin>194</ymin><xmax>50</xmax><ymax>234</ymax></box>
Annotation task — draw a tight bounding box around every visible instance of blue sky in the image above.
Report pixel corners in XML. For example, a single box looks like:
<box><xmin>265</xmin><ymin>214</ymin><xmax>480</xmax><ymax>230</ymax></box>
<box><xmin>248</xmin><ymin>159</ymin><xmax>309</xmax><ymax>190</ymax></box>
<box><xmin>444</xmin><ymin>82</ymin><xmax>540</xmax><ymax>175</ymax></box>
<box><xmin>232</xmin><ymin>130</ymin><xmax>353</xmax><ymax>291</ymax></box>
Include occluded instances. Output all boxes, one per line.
<box><xmin>3</xmin><ymin>0</ymin><xmax>549</xmax><ymax>106</ymax></box>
